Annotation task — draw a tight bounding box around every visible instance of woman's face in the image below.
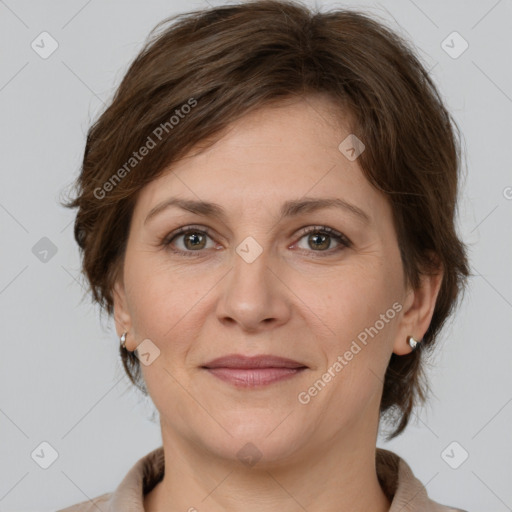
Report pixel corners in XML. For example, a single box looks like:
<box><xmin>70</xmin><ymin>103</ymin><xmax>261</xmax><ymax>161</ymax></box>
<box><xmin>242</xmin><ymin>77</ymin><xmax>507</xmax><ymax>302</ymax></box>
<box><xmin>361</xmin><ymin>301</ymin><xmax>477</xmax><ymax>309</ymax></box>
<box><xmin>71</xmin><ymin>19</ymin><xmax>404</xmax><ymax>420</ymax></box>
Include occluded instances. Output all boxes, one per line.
<box><xmin>114</xmin><ymin>95</ymin><xmax>431</xmax><ymax>465</ymax></box>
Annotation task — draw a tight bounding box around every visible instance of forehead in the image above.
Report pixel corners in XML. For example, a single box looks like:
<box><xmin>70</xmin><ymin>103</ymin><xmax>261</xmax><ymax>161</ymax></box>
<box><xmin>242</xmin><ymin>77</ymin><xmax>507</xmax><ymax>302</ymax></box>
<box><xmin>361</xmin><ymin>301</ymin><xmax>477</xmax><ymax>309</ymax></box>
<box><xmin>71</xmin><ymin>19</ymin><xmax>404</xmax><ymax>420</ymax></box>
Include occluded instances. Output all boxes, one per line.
<box><xmin>132</xmin><ymin>96</ymin><xmax>387</xmax><ymax>225</ymax></box>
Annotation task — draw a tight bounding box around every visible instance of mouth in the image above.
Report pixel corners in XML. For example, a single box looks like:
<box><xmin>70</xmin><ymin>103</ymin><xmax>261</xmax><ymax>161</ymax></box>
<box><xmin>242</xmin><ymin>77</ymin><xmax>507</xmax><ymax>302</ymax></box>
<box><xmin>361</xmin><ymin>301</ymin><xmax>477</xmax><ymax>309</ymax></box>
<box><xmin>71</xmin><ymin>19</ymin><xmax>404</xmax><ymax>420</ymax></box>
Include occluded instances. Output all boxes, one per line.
<box><xmin>201</xmin><ymin>354</ymin><xmax>308</xmax><ymax>388</ymax></box>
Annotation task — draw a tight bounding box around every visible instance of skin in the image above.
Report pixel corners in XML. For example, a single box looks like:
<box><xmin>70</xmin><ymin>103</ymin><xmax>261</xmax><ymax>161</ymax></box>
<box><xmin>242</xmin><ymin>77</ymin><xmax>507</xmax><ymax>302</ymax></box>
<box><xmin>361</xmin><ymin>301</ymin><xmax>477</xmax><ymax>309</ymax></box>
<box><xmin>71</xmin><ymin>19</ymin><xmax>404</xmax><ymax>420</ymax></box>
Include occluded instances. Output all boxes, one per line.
<box><xmin>113</xmin><ymin>94</ymin><xmax>443</xmax><ymax>512</ymax></box>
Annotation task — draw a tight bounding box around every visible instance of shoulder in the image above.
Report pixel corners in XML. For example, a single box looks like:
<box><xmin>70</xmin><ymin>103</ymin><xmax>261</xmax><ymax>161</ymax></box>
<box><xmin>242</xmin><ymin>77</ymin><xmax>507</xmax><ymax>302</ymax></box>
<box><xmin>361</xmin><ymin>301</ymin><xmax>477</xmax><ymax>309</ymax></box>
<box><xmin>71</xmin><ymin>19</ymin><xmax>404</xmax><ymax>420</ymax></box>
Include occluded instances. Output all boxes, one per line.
<box><xmin>56</xmin><ymin>492</ymin><xmax>112</xmax><ymax>512</ymax></box>
<box><xmin>55</xmin><ymin>446</ymin><xmax>164</xmax><ymax>512</ymax></box>
<box><xmin>376</xmin><ymin>448</ymin><xmax>468</xmax><ymax>512</ymax></box>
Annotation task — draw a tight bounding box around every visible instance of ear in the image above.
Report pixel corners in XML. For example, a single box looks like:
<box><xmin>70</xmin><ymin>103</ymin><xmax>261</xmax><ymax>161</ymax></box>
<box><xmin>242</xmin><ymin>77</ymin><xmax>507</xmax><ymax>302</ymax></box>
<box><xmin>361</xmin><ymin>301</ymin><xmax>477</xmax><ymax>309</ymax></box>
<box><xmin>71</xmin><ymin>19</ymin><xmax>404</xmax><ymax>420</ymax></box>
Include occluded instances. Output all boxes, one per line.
<box><xmin>393</xmin><ymin>263</ymin><xmax>443</xmax><ymax>356</ymax></box>
<box><xmin>112</xmin><ymin>275</ymin><xmax>133</xmax><ymax>349</ymax></box>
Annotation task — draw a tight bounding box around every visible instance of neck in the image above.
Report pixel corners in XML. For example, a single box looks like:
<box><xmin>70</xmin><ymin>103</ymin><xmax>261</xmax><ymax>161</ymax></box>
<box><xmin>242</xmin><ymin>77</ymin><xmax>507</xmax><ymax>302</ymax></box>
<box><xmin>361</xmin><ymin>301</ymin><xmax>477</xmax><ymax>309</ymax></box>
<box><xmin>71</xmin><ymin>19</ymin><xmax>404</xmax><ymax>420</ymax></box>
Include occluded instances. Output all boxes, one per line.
<box><xmin>144</xmin><ymin>415</ymin><xmax>391</xmax><ymax>512</ymax></box>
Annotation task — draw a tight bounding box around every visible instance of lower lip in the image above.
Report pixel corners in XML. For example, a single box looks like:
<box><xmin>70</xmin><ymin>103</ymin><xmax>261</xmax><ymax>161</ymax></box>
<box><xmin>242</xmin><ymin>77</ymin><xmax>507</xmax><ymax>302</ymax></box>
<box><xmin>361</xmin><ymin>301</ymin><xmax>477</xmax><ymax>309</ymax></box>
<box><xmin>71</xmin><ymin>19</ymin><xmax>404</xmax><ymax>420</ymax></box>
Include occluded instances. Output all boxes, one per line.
<box><xmin>205</xmin><ymin>367</ymin><xmax>306</xmax><ymax>387</ymax></box>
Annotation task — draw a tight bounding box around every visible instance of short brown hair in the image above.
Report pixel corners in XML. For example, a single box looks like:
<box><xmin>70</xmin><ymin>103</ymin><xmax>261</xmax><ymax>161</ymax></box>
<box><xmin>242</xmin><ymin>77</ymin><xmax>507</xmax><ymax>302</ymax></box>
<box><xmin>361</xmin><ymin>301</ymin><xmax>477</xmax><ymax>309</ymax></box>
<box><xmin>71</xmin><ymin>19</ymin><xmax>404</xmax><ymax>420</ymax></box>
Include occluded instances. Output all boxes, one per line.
<box><xmin>63</xmin><ymin>0</ymin><xmax>469</xmax><ymax>440</ymax></box>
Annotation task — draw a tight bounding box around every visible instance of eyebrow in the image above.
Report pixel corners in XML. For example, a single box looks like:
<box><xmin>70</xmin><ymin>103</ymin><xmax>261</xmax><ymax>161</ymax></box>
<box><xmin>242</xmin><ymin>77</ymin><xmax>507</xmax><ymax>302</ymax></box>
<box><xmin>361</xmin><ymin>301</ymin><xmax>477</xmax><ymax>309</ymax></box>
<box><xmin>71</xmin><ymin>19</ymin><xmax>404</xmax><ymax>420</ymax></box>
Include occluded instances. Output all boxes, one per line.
<box><xmin>144</xmin><ymin>196</ymin><xmax>371</xmax><ymax>226</ymax></box>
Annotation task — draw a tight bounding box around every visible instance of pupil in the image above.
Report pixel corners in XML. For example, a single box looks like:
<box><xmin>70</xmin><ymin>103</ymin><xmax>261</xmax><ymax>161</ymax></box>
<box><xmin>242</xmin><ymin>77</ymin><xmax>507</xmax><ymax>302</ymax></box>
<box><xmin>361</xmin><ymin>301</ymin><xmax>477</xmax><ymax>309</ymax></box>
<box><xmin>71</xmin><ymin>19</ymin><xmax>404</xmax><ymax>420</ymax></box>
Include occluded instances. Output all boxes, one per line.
<box><xmin>311</xmin><ymin>233</ymin><xmax>329</xmax><ymax>250</ymax></box>
<box><xmin>187</xmin><ymin>233</ymin><xmax>204</xmax><ymax>249</ymax></box>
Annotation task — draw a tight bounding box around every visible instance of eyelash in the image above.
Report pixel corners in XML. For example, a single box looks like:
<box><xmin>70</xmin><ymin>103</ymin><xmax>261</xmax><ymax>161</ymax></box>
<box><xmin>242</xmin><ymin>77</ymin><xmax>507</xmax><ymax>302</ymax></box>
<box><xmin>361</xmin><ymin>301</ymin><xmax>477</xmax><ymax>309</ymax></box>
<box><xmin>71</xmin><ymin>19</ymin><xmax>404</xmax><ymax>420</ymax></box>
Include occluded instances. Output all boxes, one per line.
<box><xmin>161</xmin><ymin>225</ymin><xmax>352</xmax><ymax>258</ymax></box>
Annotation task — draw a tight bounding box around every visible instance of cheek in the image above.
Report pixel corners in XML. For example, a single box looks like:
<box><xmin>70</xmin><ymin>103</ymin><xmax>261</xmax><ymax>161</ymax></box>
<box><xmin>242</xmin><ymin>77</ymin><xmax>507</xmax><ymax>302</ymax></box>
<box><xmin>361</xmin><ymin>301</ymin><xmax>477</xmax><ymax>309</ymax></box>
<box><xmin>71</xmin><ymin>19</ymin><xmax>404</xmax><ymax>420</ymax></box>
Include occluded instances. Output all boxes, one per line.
<box><xmin>293</xmin><ymin>262</ymin><xmax>400</xmax><ymax>345</ymax></box>
<box><xmin>123</xmin><ymin>253</ymin><xmax>206</xmax><ymax>349</ymax></box>
<box><xmin>289</xmin><ymin>263</ymin><xmax>402</xmax><ymax>414</ymax></box>
<box><xmin>297</xmin><ymin>269</ymin><xmax>400</xmax><ymax>409</ymax></box>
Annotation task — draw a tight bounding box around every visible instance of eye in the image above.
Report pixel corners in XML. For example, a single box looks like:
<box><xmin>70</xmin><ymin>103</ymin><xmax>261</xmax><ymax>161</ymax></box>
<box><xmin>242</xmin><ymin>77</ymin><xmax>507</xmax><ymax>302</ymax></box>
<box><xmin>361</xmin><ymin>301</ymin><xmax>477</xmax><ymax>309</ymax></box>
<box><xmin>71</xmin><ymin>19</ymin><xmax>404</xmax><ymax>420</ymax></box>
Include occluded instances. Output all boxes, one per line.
<box><xmin>162</xmin><ymin>225</ymin><xmax>217</xmax><ymax>256</ymax></box>
<box><xmin>161</xmin><ymin>224</ymin><xmax>351</xmax><ymax>258</ymax></box>
<box><xmin>293</xmin><ymin>226</ymin><xmax>351</xmax><ymax>256</ymax></box>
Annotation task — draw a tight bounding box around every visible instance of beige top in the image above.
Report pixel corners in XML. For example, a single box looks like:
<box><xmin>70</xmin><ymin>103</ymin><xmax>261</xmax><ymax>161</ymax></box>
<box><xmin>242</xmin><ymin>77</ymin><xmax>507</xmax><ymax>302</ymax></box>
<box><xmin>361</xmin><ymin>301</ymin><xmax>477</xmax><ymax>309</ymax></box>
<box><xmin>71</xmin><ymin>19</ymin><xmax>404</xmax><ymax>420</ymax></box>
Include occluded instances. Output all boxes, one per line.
<box><xmin>57</xmin><ymin>446</ymin><xmax>467</xmax><ymax>511</ymax></box>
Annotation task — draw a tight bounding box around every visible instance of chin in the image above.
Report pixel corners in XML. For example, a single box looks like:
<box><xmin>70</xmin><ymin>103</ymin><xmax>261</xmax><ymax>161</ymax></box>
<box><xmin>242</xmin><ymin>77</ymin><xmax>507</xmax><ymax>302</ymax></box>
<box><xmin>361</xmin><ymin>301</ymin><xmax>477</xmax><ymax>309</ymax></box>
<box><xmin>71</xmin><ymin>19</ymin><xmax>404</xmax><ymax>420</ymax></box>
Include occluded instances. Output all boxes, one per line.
<box><xmin>199</xmin><ymin>415</ymin><xmax>310</xmax><ymax>468</ymax></box>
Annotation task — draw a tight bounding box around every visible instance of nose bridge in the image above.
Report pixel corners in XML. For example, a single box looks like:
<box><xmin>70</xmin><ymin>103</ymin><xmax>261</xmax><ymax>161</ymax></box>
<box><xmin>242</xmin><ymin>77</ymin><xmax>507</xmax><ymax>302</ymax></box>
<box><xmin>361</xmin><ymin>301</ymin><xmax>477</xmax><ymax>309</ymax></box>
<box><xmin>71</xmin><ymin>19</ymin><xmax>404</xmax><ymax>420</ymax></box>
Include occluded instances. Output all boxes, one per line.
<box><xmin>233</xmin><ymin>236</ymin><xmax>271</xmax><ymax>289</ymax></box>
<box><xmin>216</xmin><ymin>235</ymin><xmax>290</xmax><ymax>330</ymax></box>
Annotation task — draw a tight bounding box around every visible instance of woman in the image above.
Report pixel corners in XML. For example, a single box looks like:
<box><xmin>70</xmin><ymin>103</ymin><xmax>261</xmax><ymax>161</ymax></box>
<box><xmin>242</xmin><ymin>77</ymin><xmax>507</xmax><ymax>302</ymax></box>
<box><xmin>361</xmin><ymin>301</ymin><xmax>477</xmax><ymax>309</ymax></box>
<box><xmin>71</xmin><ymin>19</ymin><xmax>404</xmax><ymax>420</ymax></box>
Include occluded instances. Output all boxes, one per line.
<box><xmin>59</xmin><ymin>1</ymin><xmax>469</xmax><ymax>510</ymax></box>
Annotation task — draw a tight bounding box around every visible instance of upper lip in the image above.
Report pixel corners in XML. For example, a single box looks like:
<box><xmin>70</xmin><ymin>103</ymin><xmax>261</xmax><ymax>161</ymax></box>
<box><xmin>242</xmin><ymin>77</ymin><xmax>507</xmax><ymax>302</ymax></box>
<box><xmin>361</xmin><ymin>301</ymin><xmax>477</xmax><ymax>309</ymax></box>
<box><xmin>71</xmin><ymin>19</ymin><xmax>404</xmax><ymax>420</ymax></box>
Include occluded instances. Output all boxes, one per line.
<box><xmin>202</xmin><ymin>354</ymin><xmax>307</xmax><ymax>369</ymax></box>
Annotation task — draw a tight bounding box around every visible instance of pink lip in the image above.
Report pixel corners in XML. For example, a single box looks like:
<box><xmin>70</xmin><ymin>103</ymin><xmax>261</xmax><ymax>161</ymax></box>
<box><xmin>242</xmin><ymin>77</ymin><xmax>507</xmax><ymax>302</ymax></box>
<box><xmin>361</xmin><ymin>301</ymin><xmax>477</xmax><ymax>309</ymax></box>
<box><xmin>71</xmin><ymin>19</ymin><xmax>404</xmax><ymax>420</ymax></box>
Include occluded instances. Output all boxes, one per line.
<box><xmin>202</xmin><ymin>354</ymin><xmax>307</xmax><ymax>388</ymax></box>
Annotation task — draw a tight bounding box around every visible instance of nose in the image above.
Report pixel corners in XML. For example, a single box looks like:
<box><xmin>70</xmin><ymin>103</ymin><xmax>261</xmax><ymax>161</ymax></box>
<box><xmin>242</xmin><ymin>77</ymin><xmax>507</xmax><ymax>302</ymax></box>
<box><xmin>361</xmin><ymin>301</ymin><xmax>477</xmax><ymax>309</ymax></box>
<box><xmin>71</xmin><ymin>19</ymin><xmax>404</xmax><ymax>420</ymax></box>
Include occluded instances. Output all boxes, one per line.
<box><xmin>215</xmin><ymin>244</ymin><xmax>292</xmax><ymax>333</ymax></box>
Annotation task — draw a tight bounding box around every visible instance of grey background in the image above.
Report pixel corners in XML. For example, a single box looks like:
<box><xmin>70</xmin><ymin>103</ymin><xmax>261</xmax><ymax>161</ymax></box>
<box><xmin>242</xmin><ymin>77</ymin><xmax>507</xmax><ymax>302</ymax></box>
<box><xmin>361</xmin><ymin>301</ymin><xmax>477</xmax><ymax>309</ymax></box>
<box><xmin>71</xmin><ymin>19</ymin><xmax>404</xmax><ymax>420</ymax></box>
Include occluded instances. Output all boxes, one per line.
<box><xmin>1</xmin><ymin>0</ymin><xmax>511</xmax><ymax>510</ymax></box>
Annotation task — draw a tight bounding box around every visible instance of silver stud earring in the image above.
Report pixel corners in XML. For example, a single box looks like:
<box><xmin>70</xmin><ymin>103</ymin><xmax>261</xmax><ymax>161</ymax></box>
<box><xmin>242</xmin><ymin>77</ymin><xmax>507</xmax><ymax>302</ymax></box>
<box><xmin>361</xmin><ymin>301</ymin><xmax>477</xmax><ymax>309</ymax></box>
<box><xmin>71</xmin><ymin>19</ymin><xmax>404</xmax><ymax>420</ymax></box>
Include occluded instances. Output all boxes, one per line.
<box><xmin>407</xmin><ymin>335</ymin><xmax>419</xmax><ymax>351</ymax></box>
<box><xmin>120</xmin><ymin>331</ymin><xmax>127</xmax><ymax>349</ymax></box>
